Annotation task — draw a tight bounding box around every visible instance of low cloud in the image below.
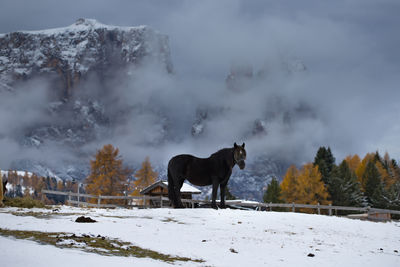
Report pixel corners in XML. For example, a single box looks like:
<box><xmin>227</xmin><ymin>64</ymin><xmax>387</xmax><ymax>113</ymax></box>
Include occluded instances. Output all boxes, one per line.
<box><xmin>0</xmin><ymin>0</ymin><xmax>399</xmax><ymax>175</ymax></box>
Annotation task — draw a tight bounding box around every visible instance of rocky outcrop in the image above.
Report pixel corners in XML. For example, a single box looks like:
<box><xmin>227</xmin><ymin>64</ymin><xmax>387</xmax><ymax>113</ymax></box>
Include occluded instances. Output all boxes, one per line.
<box><xmin>0</xmin><ymin>18</ymin><xmax>172</xmax><ymax>97</ymax></box>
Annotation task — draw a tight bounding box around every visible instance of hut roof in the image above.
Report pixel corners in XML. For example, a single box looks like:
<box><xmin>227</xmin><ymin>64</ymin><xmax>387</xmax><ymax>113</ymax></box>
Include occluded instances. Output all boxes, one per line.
<box><xmin>140</xmin><ymin>180</ymin><xmax>201</xmax><ymax>195</ymax></box>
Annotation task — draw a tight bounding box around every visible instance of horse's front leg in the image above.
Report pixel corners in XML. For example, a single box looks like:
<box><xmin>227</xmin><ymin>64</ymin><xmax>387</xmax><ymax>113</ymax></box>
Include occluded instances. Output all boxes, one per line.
<box><xmin>219</xmin><ymin>182</ymin><xmax>227</xmax><ymax>209</ymax></box>
<box><xmin>211</xmin><ymin>179</ymin><xmax>219</xmax><ymax>210</ymax></box>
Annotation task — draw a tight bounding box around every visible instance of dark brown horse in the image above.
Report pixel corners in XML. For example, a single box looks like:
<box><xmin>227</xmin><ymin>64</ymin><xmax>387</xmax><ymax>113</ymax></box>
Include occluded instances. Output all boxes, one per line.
<box><xmin>168</xmin><ymin>143</ymin><xmax>246</xmax><ymax>209</ymax></box>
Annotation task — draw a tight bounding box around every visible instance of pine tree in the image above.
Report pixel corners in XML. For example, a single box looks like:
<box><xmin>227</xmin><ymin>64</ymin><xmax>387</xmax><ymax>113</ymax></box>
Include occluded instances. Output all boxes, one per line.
<box><xmin>329</xmin><ymin>160</ymin><xmax>366</xmax><ymax>207</ymax></box>
<box><xmin>263</xmin><ymin>177</ymin><xmax>282</xmax><ymax>203</ymax></box>
<box><xmin>132</xmin><ymin>156</ymin><xmax>158</xmax><ymax>196</ymax></box>
<box><xmin>15</xmin><ymin>184</ymin><xmax>23</xmax><ymax>198</ymax></box>
<box><xmin>383</xmin><ymin>152</ymin><xmax>391</xmax><ymax>170</ymax></box>
<box><xmin>313</xmin><ymin>146</ymin><xmax>335</xmax><ymax>185</ymax></box>
<box><xmin>281</xmin><ymin>165</ymin><xmax>299</xmax><ymax>203</ymax></box>
<box><xmin>384</xmin><ymin>182</ymin><xmax>400</xmax><ymax>210</ymax></box>
<box><xmin>85</xmin><ymin>144</ymin><xmax>131</xmax><ymax>204</ymax></box>
<box><xmin>363</xmin><ymin>161</ymin><xmax>381</xmax><ymax>205</ymax></box>
<box><xmin>376</xmin><ymin>161</ymin><xmax>394</xmax><ymax>190</ymax></box>
<box><xmin>374</xmin><ymin>151</ymin><xmax>382</xmax><ymax>164</ymax></box>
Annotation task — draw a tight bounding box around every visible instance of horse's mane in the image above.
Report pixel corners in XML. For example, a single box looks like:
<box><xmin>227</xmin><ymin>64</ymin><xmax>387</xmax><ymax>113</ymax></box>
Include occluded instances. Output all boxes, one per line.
<box><xmin>210</xmin><ymin>147</ymin><xmax>233</xmax><ymax>159</ymax></box>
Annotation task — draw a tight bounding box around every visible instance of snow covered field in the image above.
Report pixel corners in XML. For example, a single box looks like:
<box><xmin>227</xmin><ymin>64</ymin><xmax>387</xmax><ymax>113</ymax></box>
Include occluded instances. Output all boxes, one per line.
<box><xmin>0</xmin><ymin>206</ymin><xmax>399</xmax><ymax>267</ymax></box>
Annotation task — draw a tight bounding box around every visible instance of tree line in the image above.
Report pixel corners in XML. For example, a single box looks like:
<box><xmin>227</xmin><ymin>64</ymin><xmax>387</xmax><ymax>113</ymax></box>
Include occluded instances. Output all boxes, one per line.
<box><xmin>1</xmin><ymin>171</ymin><xmax>80</xmax><ymax>204</ymax></box>
<box><xmin>1</xmin><ymin>144</ymin><xmax>159</xmax><ymax>205</ymax></box>
<box><xmin>85</xmin><ymin>144</ymin><xmax>158</xmax><ymax>204</ymax></box>
<box><xmin>264</xmin><ymin>147</ymin><xmax>400</xmax><ymax>210</ymax></box>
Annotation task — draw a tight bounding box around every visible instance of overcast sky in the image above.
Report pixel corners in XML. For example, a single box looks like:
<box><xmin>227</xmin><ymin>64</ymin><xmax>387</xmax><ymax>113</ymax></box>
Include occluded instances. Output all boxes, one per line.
<box><xmin>1</xmin><ymin>0</ymin><xmax>400</xmax><ymax>165</ymax></box>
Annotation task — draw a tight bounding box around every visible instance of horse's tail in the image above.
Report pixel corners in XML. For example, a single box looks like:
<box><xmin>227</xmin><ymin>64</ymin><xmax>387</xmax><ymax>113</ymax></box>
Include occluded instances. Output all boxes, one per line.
<box><xmin>167</xmin><ymin>164</ymin><xmax>176</xmax><ymax>206</ymax></box>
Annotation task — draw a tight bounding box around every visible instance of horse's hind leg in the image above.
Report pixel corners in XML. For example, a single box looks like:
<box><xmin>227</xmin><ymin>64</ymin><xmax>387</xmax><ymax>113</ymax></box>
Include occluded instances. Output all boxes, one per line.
<box><xmin>211</xmin><ymin>179</ymin><xmax>219</xmax><ymax>210</ymax></box>
<box><xmin>174</xmin><ymin>179</ymin><xmax>185</xmax><ymax>208</ymax></box>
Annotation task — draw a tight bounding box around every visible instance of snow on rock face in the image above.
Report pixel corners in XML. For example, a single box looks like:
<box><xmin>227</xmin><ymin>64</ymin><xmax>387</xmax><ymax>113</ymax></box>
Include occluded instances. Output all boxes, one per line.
<box><xmin>0</xmin><ymin>18</ymin><xmax>172</xmax><ymax>96</ymax></box>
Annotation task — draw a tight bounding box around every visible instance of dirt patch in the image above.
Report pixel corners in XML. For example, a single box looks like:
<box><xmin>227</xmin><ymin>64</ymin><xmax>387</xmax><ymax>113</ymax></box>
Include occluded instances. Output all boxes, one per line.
<box><xmin>0</xmin><ymin>228</ymin><xmax>204</xmax><ymax>263</ymax></box>
<box><xmin>161</xmin><ymin>217</ymin><xmax>186</xmax><ymax>224</ymax></box>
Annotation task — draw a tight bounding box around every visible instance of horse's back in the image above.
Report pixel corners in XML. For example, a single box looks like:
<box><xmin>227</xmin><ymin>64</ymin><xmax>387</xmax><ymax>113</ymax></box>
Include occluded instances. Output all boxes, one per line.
<box><xmin>168</xmin><ymin>154</ymin><xmax>213</xmax><ymax>185</ymax></box>
<box><xmin>169</xmin><ymin>154</ymin><xmax>193</xmax><ymax>168</ymax></box>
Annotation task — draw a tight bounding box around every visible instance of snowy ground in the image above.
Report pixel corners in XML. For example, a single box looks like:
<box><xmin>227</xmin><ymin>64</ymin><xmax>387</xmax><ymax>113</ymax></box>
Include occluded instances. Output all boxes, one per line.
<box><xmin>0</xmin><ymin>206</ymin><xmax>399</xmax><ymax>267</ymax></box>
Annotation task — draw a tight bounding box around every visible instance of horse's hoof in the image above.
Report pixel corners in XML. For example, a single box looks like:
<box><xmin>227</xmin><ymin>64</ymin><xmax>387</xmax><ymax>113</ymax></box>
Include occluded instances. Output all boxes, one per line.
<box><xmin>219</xmin><ymin>205</ymin><xmax>227</xmax><ymax>209</ymax></box>
<box><xmin>211</xmin><ymin>204</ymin><xmax>218</xmax><ymax>210</ymax></box>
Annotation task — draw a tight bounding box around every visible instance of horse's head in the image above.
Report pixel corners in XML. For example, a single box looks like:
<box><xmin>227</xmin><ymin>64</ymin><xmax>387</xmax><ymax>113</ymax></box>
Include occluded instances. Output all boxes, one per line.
<box><xmin>233</xmin><ymin>142</ymin><xmax>246</xmax><ymax>170</ymax></box>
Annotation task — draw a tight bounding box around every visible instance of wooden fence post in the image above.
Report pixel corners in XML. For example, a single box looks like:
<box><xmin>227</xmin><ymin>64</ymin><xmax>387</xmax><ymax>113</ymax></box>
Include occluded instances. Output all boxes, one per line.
<box><xmin>328</xmin><ymin>204</ymin><xmax>332</xmax><ymax>216</ymax></box>
<box><xmin>97</xmin><ymin>196</ymin><xmax>101</xmax><ymax>208</ymax></box>
<box><xmin>292</xmin><ymin>202</ymin><xmax>295</xmax><ymax>212</ymax></box>
<box><xmin>317</xmin><ymin>203</ymin><xmax>321</xmax><ymax>215</ymax></box>
<box><xmin>270</xmin><ymin>202</ymin><xmax>273</xmax><ymax>212</ymax></box>
<box><xmin>68</xmin><ymin>192</ymin><xmax>71</xmax><ymax>206</ymax></box>
<box><xmin>77</xmin><ymin>186</ymin><xmax>80</xmax><ymax>206</ymax></box>
<box><xmin>160</xmin><ymin>195</ymin><xmax>163</xmax><ymax>208</ymax></box>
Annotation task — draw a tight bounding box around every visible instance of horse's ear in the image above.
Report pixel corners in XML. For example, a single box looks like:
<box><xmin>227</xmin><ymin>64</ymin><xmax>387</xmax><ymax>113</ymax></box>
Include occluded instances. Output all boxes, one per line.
<box><xmin>234</xmin><ymin>142</ymin><xmax>238</xmax><ymax>148</ymax></box>
<box><xmin>242</xmin><ymin>142</ymin><xmax>245</xmax><ymax>148</ymax></box>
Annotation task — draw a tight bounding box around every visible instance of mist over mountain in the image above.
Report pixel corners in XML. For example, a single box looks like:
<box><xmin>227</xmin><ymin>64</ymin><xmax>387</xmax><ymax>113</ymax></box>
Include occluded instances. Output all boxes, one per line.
<box><xmin>0</xmin><ymin>19</ymin><xmax>314</xmax><ymax>200</ymax></box>
<box><xmin>1</xmin><ymin>0</ymin><xmax>399</xmax><ymax>201</ymax></box>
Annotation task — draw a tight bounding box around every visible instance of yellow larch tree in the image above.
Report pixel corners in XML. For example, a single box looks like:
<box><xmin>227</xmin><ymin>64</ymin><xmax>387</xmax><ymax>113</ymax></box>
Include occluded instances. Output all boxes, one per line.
<box><xmin>130</xmin><ymin>157</ymin><xmax>158</xmax><ymax>206</ymax></box>
<box><xmin>355</xmin><ymin>153</ymin><xmax>375</xmax><ymax>189</ymax></box>
<box><xmin>345</xmin><ymin>154</ymin><xmax>361</xmax><ymax>173</ymax></box>
<box><xmin>294</xmin><ymin>163</ymin><xmax>331</xmax><ymax>206</ymax></box>
<box><xmin>85</xmin><ymin>144</ymin><xmax>131</xmax><ymax>204</ymax></box>
<box><xmin>131</xmin><ymin>157</ymin><xmax>158</xmax><ymax>197</ymax></box>
<box><xmin>280</xmin><ymin>165</ymin><xmax>299</xmax><ymax>203</ymax></box>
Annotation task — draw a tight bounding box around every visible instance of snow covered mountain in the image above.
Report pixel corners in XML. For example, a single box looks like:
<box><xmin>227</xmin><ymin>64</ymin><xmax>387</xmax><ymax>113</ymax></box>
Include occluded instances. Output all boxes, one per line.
<box><xmin>0</xmin><ymin>19</ymin><xmax>309</xmax><ymax>201</ymax></box>
<box><xmin>0</xmin><ymin>18</ymin><xmax>172</xmax><ymax>95</ymax></box>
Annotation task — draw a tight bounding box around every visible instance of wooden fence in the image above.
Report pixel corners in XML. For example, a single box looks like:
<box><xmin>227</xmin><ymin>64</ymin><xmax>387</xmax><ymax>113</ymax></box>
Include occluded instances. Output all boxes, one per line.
<box><xmin>41</xmin><ymin>189</ymin><xmax>400</xmax><ymax>217</ymax></box>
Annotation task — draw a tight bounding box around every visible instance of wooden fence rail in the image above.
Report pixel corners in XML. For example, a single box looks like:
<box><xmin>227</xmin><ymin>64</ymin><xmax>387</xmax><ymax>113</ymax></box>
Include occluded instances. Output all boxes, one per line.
<box><xmin>41</xmin><ymin>189</ymin><xmax>400</xmax><ymax>216</ymax></box>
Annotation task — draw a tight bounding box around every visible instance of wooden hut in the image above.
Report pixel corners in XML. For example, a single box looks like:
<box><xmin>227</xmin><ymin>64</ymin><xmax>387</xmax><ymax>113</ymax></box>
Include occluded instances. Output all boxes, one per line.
<box><xmin>140</xmin><ymin>180</ymin><xmax>201</xmax><ymax>207</ymax></box>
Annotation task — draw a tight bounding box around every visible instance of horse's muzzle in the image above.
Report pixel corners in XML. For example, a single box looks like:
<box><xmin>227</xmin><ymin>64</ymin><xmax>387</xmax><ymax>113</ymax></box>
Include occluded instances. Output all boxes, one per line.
<box><xmin>237</xmin><ymin>160</ymin><xmax>245</xmax><ymax>170</ymax></box>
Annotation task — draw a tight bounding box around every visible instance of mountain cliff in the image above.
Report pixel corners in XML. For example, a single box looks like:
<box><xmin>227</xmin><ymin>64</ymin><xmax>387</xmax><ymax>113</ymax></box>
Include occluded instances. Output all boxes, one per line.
<box><xmin>0</xmin><ymin>18</ymin><xmax>172</xmax><ymax>97</ymax></box>
<box><xmin>0</xmin><ymin>19</ymin><xmax>309</xmax><ymax>201</ymax></box>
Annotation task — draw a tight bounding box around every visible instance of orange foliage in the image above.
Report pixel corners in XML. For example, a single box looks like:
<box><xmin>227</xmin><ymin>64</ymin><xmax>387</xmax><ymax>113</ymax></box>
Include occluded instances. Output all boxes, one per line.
<box><xmin>344</xmin><ymin>154</ymin><xmax>361</xmax><ymax>173</ymax></box>
<box><xmin>295</xmin><ymin>163</ymin><xmax>330</xmax><ymax>205</ymax></box>
<box><xmin>132</xmin><ymin>157</ymin><xmax>158</xmax><ymax>197</ymax></box>
<box><xmin>280</xmin><ymin>165</ymin><xmax>299</xmax><ymax>203</ymax></box>
<box><xmin>85</xmin><ymin>144</ymin><xmax>131</xmax><ymax>204</ymax></box>
<box><xmin>355</xmin><ymin>153</ymin><xmax>375</xmax><ymax>189</ymax></box>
